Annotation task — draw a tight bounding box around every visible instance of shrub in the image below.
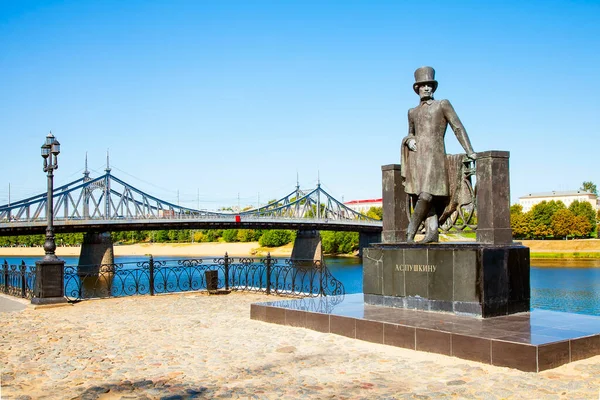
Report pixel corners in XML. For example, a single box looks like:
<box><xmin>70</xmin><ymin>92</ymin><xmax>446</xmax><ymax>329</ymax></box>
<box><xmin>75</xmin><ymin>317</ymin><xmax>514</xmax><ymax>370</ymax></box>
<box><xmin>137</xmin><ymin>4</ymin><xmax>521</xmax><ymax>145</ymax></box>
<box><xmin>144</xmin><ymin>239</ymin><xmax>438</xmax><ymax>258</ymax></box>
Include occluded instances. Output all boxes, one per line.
<box><xmin>222</xmin><ymin>229</ymin><xmax>239</xmax><ymax>242</ymax></box>
<box><xmin>259</xmin><ymin>230</ymin><xmax>294</xmax><ymax>247</ymax></box>
<box><xmin>320</xmin><ymin>231</ymin><xmax>359</xmax><ymax>254</ymax></box>
<box><xmin>237</xmin><ymin>229</ymin><xmax>260</xmax><ymax>242</ymax></box>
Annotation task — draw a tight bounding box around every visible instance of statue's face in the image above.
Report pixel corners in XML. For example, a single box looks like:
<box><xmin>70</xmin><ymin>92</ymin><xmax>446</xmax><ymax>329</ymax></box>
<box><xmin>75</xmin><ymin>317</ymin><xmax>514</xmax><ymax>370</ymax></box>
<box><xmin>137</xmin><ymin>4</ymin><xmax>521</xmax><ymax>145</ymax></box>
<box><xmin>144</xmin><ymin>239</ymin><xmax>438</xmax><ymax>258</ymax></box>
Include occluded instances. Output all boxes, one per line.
<box><xmin>418</xmin><ymin>84</ymin><xmax>433</xmax><ymax>100</ymax></box>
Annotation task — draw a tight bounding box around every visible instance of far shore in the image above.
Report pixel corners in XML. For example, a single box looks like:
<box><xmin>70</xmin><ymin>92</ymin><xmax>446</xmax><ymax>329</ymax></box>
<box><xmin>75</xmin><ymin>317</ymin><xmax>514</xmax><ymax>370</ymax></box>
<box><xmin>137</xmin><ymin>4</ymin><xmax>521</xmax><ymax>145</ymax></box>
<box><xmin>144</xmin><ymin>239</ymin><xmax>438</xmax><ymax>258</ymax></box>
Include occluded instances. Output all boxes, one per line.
<box><xmin>0</xmin><ymin>242</ymin><xmax>293</xmax><ymax>258</ymax></box>
<box><xmin>1</xmin><ymin>239</ymin><xmax>599</xmax><ymax>260</ymax></box>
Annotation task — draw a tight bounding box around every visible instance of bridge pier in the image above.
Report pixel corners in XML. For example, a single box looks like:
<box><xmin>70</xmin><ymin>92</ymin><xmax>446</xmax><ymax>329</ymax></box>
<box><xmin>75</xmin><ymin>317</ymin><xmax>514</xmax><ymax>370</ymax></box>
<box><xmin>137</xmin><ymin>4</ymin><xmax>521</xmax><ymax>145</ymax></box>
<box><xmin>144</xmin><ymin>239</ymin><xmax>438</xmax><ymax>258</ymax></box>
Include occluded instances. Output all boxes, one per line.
<box><xmin>291</xmin><ymin>230</ymin><xmax>322</xmax><ymax>263</ymax></box>
<box><xmin>78</xmin><ymin>232</ymin><xmax>115</xmax><ymax>298</ymax></box>
<box><xmin>358</xmin><ymin>231</ymin><xmax>381</xmax><ymax>257</ymax></box>
<box><xmin>79</xmin><ymin>232</ymin><xmax>115</xmax><ymax>266</ymax></box>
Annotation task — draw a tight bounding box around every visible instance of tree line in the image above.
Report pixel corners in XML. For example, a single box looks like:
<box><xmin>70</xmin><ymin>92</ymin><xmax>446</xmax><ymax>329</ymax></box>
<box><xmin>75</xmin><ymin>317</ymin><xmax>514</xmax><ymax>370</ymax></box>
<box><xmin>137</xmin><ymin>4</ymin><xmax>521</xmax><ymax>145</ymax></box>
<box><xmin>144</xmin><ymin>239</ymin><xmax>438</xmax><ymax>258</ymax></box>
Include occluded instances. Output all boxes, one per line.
<box><xmin>0</xmin><ymin>229</ymin><xmax>292</xmax><ymax>248</ymax></box>
<box><xmin>511</xmin><ymin>200</ymin><xmax>597</xmax><ymax>239</ymax></box>
<box><xmin>510</xmin><ymin>181</ymin><xmax>598</xmax><ymax>240</ymax></box>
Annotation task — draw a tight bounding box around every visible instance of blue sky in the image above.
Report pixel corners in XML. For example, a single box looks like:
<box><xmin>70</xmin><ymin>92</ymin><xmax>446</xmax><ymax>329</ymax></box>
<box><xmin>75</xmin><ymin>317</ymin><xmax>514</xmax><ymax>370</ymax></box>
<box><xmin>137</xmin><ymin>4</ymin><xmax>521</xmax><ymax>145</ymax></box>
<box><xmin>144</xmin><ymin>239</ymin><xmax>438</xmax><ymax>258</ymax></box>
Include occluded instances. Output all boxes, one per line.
<box><xmin>1</xmin><ymin>0</ymin><xmax>599</xmax><ymax>210</ymax></box>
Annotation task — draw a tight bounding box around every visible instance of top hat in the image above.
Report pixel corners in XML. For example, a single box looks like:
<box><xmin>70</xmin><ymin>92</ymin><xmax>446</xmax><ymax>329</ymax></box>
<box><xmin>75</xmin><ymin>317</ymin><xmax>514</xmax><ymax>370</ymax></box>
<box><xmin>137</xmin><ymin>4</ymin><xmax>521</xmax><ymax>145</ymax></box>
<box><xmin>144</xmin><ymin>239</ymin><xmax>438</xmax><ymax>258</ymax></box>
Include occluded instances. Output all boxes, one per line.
<box><xmin>413</xmin><ymin>66</ymin><xmax>438</xmax><ymax>94</ymax></box>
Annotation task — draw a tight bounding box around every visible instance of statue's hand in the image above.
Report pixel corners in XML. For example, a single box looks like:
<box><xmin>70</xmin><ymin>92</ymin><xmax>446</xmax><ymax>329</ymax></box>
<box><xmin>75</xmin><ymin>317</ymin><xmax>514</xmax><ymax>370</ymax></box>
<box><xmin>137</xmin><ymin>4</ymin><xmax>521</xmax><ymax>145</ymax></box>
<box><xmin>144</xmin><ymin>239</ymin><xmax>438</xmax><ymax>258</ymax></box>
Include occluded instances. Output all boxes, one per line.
<box><xmin>467</xmin><ymin>152</ymin><xmax>477</xmax><ymax>160</ymax></box>
<box><xmin>407</xmin><ymin>138</ymin><xmax>417</xmax><ymax>151</ymax></box>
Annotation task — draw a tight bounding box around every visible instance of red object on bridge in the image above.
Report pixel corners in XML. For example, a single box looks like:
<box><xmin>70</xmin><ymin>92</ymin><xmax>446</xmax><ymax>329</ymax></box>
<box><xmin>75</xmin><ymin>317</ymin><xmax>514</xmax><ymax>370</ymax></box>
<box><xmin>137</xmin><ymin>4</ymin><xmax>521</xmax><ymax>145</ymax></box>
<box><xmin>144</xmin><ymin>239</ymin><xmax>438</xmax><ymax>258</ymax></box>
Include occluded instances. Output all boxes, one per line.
<box><xmin>235</xmin><ymin>215</ymin><xmax>241</xmax><ymax>223</ymax></box>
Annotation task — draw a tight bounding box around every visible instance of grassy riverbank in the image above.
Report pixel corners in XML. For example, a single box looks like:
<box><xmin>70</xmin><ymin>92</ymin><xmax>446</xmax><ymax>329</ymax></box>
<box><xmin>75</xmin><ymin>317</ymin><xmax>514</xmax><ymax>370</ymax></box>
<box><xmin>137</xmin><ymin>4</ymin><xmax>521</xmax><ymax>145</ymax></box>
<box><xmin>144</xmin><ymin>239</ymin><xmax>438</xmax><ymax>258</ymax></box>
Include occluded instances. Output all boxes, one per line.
<box><xmin>530</xmin><ymin>252</ymin><xmax>600</xmax><ymax>260</ymax></box>
<box><xmin>530</xmin><ymin>252</ymin><xmax>600</xmax><ymax>259</ymax></box>
<box><xmin>522</xmin><ymin>239</ymin><xmax>600</xmax><ymax>260</ymax></box>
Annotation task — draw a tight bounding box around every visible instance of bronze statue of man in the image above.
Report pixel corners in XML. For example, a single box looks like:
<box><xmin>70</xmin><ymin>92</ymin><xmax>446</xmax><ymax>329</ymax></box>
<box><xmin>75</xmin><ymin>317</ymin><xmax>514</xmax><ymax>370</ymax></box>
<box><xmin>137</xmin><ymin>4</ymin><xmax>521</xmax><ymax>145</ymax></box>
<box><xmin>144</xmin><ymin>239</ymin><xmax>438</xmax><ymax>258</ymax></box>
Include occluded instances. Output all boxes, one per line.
<box><xmin>401</xmin><ymin>66</ymin><xmax>476</xmax><ymax>243</ymax></box>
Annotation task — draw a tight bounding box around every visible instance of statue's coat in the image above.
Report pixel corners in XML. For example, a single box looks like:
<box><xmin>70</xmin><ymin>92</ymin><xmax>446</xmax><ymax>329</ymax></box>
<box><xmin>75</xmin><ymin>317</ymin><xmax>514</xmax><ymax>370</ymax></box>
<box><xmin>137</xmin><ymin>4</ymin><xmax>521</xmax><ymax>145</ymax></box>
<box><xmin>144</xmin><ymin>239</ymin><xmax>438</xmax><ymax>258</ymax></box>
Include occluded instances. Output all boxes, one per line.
<box><xmin>401</xmin><ymin>99</ymin><xmax>474</xmax><ymax>197</ymax></box>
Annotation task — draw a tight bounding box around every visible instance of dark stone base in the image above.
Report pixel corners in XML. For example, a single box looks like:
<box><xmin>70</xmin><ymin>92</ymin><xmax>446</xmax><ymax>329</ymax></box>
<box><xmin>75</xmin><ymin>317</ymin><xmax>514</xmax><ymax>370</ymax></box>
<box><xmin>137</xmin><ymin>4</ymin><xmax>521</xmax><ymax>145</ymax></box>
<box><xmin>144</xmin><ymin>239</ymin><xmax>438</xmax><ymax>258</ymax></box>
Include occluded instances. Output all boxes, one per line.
<box><xmin>251</xmin><ymin>294</ymin><xmax>600</xmax><ymax>372</ymax></box>
<box><xmin>31</xmin><ymin>296</ymin><xmax>68</xmax><ymax>305</ymax></box>
<box><xmin>363</xmin><ymin>242</ymin><xmax>530</xmax><ymax>318</ymax></box>
<box><xmin>363</xmin><ymin>293</ymin><xmax>483</xmax><ymax>315</ymax></box>
<box><xmin>35</xmin><ymin>258</ymin><xmax>66</xmax><ymax>300</ymax></box>
<box><xmin>208</xmin><ymin>289</ymin><xmax>232</xmax><ymax>295</ymax></box>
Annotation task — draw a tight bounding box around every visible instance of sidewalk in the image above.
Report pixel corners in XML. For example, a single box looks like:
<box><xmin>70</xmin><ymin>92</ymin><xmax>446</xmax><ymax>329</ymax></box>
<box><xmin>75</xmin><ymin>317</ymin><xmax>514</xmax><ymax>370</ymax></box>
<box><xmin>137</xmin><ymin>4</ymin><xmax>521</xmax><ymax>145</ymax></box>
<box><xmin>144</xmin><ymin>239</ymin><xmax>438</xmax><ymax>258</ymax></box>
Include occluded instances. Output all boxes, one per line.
<box><xmin>1</xmin><ymin>292</ymin><xmax>599</xmax><ymax>399</ymax></box>
<box><xmin>0</xmin><ymin>293</ymin><xmax>28</xmax><ymax>313</ymax></box>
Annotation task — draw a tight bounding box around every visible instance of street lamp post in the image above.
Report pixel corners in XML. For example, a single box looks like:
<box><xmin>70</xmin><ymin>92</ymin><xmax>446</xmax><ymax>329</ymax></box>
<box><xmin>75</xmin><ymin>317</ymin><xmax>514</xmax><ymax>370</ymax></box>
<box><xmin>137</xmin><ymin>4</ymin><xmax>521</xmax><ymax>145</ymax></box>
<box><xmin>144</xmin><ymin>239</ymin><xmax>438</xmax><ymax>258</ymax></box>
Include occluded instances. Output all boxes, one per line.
<box><xmin>33</xmin><ymin>132</ymin><xmax>67</xmax><ymax>305</ymax></box>
<box><xmin>41</xmin><ymin>132</ymin><xmax>60</xmax><ymax>259</ymax></box>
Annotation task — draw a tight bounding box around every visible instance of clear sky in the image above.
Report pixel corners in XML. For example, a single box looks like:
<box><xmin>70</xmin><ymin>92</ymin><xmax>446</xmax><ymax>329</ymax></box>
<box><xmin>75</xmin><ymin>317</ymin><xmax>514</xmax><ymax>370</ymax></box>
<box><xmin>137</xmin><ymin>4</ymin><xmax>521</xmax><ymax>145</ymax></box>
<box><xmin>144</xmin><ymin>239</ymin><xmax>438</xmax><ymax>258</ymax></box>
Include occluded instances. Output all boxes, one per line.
<box><xmin>1</xmin><ymin>0</ymin><xmax>599</xmax><ymax>210</ymax></box>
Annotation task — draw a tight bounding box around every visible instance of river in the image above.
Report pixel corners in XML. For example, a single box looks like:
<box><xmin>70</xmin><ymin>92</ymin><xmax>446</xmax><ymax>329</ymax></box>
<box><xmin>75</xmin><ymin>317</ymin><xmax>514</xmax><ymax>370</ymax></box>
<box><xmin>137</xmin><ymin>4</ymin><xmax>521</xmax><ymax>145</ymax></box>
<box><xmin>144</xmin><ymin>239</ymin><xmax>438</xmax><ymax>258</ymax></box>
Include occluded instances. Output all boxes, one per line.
<box><xmin>4</xmin><ymin>255</ymin><xmax>600</xmax><ymax>316</ymax></box>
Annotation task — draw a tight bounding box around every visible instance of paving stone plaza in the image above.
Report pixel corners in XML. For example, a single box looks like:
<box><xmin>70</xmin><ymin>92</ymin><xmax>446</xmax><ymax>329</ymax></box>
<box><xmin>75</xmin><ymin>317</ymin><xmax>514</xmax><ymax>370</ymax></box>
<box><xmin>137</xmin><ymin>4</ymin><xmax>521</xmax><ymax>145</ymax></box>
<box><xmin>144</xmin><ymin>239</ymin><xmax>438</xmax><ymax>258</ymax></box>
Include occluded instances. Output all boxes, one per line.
<box><xmin>1</xmin><ymin>292</ymin><xmax>599</xmax><ymax>399</ymax></box>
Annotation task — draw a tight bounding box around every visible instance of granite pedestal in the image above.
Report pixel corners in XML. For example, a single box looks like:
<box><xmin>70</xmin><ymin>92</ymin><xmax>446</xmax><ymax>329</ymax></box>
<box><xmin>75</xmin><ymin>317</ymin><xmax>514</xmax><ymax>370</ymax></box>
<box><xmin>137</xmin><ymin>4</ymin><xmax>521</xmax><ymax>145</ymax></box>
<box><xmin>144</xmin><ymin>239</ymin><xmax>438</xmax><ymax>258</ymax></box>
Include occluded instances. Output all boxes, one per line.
<box><xmin>363</xmin><ymin>242</ymin><xmax>530</xmax><ymax>318</ymax></box>
<box><xmin>251</xmin><ymin>294</ymin><xmax>600</xmax><ymax>372</ymax></box>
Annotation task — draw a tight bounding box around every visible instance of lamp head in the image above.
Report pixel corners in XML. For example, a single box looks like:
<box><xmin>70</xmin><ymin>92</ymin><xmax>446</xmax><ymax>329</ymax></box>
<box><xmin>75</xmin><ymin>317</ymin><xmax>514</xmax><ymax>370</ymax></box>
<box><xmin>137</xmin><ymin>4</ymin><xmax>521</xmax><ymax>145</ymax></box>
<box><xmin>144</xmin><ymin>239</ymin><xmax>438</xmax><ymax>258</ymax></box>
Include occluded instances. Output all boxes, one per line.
<box><xmin>41</xmin><ymin>143</ymin><xmax>51</xmax><ymax>158</ymax></box>
<box><xmin>51</xmin><ymin>139</ymin><xmax>60</xmax><ymax>155</ymax></box>
<box><xmin>45</xmin><ymin>132</ymin><xmax>55</xmax><ymax>147</ymax></box>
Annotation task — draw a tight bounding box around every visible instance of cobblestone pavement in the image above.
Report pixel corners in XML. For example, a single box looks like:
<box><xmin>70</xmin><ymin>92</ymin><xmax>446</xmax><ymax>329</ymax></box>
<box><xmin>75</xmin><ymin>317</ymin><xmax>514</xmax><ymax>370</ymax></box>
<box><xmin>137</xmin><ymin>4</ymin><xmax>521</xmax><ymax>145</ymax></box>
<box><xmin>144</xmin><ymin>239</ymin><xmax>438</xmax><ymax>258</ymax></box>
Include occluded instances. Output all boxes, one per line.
<box><xmin>1</xmin><ymin>293</ymin><xmax>599</xmax><ymax>399</ymax></box>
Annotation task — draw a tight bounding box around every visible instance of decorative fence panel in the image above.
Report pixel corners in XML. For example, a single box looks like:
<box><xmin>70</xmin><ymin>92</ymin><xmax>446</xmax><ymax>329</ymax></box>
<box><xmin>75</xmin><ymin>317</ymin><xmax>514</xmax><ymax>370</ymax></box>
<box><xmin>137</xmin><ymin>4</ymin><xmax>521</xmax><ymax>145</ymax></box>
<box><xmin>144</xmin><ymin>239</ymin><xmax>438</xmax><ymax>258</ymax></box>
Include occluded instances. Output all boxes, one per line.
<box><xmin>1</xmin><ymin>260</ymin><xmax>36</xmax><ymax>299</ymax></box>
<box><xmin>65</xmin><ymin>254</ymin><xmax>343</xmax><ymax>302</ymax></box>
<box><xmin>2</xmin><ymin>254</ymin><xmax>345</xmax><ymax>303</ymax></box>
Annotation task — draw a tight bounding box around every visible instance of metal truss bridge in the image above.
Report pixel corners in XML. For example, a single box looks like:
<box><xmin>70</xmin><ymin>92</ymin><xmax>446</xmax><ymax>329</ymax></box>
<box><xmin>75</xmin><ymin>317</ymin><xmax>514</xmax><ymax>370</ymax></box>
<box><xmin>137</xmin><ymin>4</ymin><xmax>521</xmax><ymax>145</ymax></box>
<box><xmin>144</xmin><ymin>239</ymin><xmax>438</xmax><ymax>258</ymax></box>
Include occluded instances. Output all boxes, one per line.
<box><xmin>0</xmin><ymin>169</ymin><xmax>382</xmax><ymax>236</ymax></box>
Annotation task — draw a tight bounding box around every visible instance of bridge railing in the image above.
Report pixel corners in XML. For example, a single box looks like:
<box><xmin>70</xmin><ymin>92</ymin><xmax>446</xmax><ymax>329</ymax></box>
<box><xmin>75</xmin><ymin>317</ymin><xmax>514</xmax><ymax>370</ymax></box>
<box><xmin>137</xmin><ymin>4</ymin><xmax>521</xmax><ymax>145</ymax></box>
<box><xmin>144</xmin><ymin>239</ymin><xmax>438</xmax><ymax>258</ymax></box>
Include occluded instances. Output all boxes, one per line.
<box><xmin>1</xmin><ymin>255</ymin><xmax>345</xmax><ymax>303</ymax></box>
<box><xmin>1</xmin><ymin>214</ymin><xmax>383</xmax><ymax>224</ymax></box>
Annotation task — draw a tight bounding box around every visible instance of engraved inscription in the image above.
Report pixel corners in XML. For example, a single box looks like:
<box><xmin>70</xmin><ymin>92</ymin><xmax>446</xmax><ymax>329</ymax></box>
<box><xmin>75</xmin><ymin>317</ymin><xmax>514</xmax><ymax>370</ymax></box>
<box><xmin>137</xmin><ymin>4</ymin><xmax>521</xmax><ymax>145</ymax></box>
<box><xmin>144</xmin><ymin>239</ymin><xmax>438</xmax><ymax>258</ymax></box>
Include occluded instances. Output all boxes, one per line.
<box><xmin>395</xmin><ymin>264</ymin><xmax>437</xmax><ymax>273</ymax></box>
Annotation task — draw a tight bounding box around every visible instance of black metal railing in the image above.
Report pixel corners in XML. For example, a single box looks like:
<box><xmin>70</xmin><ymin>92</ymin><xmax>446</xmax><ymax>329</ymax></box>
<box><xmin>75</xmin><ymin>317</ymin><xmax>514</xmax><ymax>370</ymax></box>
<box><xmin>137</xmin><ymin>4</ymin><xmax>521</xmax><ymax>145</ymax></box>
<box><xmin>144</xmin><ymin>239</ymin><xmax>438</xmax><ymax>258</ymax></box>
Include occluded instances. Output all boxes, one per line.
<box><xmin>1</xmin><ymin>260</ymin><xmax>36</xmax><ymax>299</ymax></box>
<box><xmin>64</xmin><ymin>253</ymin><xmax>344</xmax><ymax>302</ymax></box>
<box><xmin>1</xmin><ymin>254</ymin><xmax>345</xmax><ymax>303</ymax></box>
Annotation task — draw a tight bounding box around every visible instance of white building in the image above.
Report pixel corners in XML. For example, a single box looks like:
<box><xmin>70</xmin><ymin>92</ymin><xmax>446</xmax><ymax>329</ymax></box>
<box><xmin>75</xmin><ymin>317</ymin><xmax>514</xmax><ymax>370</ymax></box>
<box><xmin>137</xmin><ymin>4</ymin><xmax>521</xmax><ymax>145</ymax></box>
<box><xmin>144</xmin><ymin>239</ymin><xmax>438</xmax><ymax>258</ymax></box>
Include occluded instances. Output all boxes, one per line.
<box><xmin>518</xmin><ymin>190</ymin><xmax>598</xmax><ymax>213</ymax></box>
<box><xmin>344</xmin><ymin>198</ymin><xmax>382</xmax><ymax>213</ymax></box>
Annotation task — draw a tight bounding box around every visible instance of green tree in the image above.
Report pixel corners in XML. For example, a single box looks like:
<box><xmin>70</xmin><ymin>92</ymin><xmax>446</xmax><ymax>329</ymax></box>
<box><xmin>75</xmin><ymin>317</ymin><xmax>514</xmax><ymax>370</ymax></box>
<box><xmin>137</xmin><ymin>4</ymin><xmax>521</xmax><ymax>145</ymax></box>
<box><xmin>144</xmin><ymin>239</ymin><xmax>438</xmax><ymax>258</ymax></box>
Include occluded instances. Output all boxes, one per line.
<box><xmin>112</xmin><ymin>231</ymin><xmax>125</xmax><ymax>243</ymax></box>
<box><xmin>237</xmin><ymin>229</ymin><xmax>260</xmax><ymax>242</ymax></box>
<box><xmin>201</xmin><ymin>229</ymin><xmax>222</xmax><ymax>242</ymax></box>
<box><xmin>176</xmin><ymin>230</ymin><xmax>189</xmax><ymax>242</ymax></box>
<box><xmin>167</xmin><ymin>230</ymin><xmax>179</xmax><ymax>242</ymax></box>
<box><xmin>530</xmin><ymin>200</ymin><xmax>565</xmax><ymax>238</ymax></box>
<box><xmin>572</xmin><ymin>215</ymin><xmax>593</xmax><ymax>238</ymax></box>
<box><xmin>321</xmin><ymin>231</ymin><xmax>336</xmax><ymax>254</ymax></box>
<box><xmin>0</xmin><ymin>236</ymin><xmax>16</xmax><ymax>247</ymax></box>
<box><xmin>336</xmin><ymin>231</ymin><xmax>359</xmax><ymax>253</ymax></box>
<box><xmin>512</xmin><ymin>211</ymin><xmax>534</xmax><ymax>239</ymax></box>
<box><xmin>569</xmin><ymin>200</ymin><xmax>596</xmax><ymax>227</ymax></box>
<box><xmin>202</xmin><ymin>231</ymin><xmax>218</xmax><ymax>242</ymax></box>
<box><xmin>259</xmin><ymin>230</ymin><xmax>293</xmax><ymax>247</ymax></box>
<box><xmin>155</xmin><ymin>230</ymin><xmax>169</xmax><ymax>242</ymax></box>
<box><xmin>510</xmin><ymin>204</ymin><xmax>523</xmax><ymax>215</ymax></box>
<box><xmin>222</xmin><ymin>229</ymin><xmax>239</xmax><ymax>242</ymax></box>
<box><xmin>56</xmin><ymin>233</ymin><xmax>83</xmax><ymax>246</ymax></box>
<box><xmin>581</xmin><ymin>181</ymin><xmax>598</xmax><ymax>195</ymax></box>
<box><xmin>320</xmin><ymin>231</ymin><xmax>359</xmax><ymax>254</ymax></box>
<box><xmin>193</xmin><ymin>231</ymin><xmax>204</xmax><ymax>243</ymax></box>
<box><xmin>366</xmin><ymin>206</ymin><xmax>383</xmax><ymax>220</ymax></box>
<box><xmin>551</xmin><ymin>209</ymin><xmax>577</xmax><ymax>239</ymax></box>
<box><xmin>532</xmin><ymin>221</ymin><xmax>553</xmax><ymax>238</ymax></box>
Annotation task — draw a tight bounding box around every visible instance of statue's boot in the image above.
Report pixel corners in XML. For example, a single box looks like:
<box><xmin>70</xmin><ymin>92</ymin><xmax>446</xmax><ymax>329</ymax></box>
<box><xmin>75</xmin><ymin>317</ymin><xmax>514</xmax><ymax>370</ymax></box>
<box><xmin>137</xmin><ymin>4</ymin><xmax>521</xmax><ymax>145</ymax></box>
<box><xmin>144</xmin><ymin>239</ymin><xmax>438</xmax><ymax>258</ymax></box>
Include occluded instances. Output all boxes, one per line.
<box><xmin>419</xmin><ymin>214</ymin><xmax>439</xmax><ymax>243</ymax></box>
<box><xmin>406</xmin><ymin>197</ymin><xmax>431</xmax><ymax>243</ymax></box>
